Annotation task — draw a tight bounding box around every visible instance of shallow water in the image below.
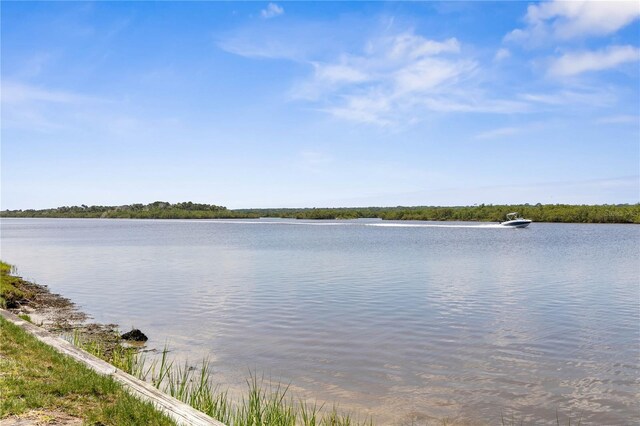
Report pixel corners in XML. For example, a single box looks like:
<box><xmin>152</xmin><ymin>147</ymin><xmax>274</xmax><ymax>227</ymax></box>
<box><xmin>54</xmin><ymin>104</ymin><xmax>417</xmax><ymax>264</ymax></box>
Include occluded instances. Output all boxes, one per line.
<box><xmin>1</xmin><ymin>218</ymin><xmax>638</xmax><ymax>424</ymax></box>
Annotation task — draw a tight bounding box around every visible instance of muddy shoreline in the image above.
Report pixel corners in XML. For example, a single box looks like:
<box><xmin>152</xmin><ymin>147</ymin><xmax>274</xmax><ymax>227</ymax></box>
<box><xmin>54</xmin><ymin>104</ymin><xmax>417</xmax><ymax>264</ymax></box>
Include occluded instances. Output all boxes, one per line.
<box><xmin>5</xmin><ymin>270</ymin><xmax>133</xmax><ymax>354</ymax></box>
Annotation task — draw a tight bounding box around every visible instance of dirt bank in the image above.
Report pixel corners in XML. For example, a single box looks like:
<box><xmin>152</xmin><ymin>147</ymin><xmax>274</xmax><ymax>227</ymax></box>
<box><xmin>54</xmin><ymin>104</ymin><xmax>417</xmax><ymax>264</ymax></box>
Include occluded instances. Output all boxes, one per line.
<box><xmin>1</xmin><ymin>262</ymin><xmax>128</xmax><ymax>354</ymax></box>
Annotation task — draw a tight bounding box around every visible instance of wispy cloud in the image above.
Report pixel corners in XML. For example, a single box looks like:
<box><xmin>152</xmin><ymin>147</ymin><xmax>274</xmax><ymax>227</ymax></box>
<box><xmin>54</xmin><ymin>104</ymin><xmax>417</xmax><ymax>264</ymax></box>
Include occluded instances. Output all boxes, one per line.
<box><xmin>217</xmin><ymin>21</ymin><xmax>321</xmax><ymax>61</ymax></box>
<box><xmin>475</xmin><ymin>126</ymin><xmax>522</xmax><ymax>140</ymax></box>
<box><xmin>548</xmin><ymin>45</ymin><xmax>640</xmax><ymax>77</ymax></box>
<box><xmin>219</xmin><ymin>37</ymin><xmax>297</xmax><ymax>60</ymax></box>
<box><xmin>502</xmin><ymin>0</ymin><xmax>639</xmax><ymax>107</ymax></box>
<box><xmin>320</xmin><ymin>92</ymin><xmax>393</xmax><ymax>126</ymax></box>
<box><xmin>506</xmin><ymin>0</ymin><xmax>640</xmax><ymax>45</ymax></box>
<box><xmin>222</xmin><ymin>25</ymin><xmax>538</xmax><ymax>125</ymax></box>
<box><xmin>18</xmin><ymin>52</ymin><xmax>55</xmax><ymax>78</ymax></box>
<box><xmin>312</xmin><ymin>62</ymin><xmax>369</xmax><ymax>84</ymax></box>
<box><xmin>494</xmin><ymin>48</ymin><xmax>511</xmax><ymax>62</ymax></box>
<box><xmin>218</xmin><ymin>9</ymin><xmax>636</xmax><ymax>127</ymax></box>
<box><xmin>0</xmin><ymin>80</ymin><xmax>174</xmax><ymax>138</ymax></box>
<box><xmin>261</xmin><ymin>3</ymin><xmax>283</xmax><ymax>19</ymax></box>
<box><xmin>1</xmin><ymin>80</ymin><xmax>95</xmax><ymax>104</ymax></box>
<box><xmin>1</xmin><ymin>80</ymin><xmax>105</xmax><ymax>131</ymax></box>
<box><xmin>289</xmin><ymin>31</ymin><xmax>529</xmax><ymax>125</ymax></box>
<box><xmin>519</xmin><ymin>89</ymin><xmax>617</xmax><ymax>108</ymax></box>
<box><xmin>597</xmin><ymin>114</ymin><xmax>639</xmax><ymax>125</ymax></box>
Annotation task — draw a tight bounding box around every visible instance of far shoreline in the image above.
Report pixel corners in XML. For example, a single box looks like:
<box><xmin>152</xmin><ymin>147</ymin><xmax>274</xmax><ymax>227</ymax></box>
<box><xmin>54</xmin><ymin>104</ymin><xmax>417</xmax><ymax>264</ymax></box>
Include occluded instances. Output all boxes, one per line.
<box><xmin>2</xmin><ymin>201</ymin><xmax>639</xmax><ymax>224</ymax></box>
<box><xmin>1</xmin><ymin>215</ymin><xmax>639</xmax><ymax>225</ymax></box>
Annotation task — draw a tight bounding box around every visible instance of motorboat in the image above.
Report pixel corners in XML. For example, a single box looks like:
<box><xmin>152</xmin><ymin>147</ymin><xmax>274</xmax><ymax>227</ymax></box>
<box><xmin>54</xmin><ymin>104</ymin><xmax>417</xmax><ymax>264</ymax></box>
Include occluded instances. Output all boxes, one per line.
<box><xmin>500</xmin><ymin>212</ymin><xmax>531</xmax><ymax>228</ymax></box>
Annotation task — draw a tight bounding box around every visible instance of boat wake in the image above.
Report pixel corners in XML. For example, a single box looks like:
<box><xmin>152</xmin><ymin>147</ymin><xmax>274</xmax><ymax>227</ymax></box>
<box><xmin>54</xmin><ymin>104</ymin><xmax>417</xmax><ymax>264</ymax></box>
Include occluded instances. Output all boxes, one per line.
<box><xmin>189</xmin><ymin>219</ymin><xmax>509</xmax><ymax>229</ymax></box>
<box><xmin>363</xmin><ymin>223</ymin><xmax>506</xmax><ymax>229</ymax></box>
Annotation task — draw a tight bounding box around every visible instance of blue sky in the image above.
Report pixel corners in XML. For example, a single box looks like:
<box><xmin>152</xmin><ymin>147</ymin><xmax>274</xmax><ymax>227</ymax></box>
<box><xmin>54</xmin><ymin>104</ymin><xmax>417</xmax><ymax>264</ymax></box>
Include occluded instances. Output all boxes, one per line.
<box><xmin>2</xmin><ymin>1</ymin><xmax>639</xmax><ymax>209</ymax></box>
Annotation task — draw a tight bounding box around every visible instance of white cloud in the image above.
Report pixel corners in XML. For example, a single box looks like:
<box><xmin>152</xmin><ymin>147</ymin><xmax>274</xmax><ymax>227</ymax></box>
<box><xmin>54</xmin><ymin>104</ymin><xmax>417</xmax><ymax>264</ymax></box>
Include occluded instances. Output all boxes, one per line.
<box><xmin>287</xmin><ymin>31</ymin><xmax>523</xmax><ymax>125</ymax></box>
<box><xmin>313</xmin><ymin>62</ymin><xmax>370</xmax><ymax>84</ymax></box>
<box><xmin>548</xmin><ymin>45</ymin><xmax>640</xmax><ymax>76</ymax></box>
<box><xmin>381</xmin><ymin>33</ymin><xmax>460</xmax><ymax>59</ymax></box>
<box><xmin>394</xmin><ymin>57</ymin><xmax>472</xmax><ymax>94</ymax></box>
<box><xmin>261</xmin><ymin>3</ymin><xmax>284</xmax><ymax>19</ymax></box>
<box><xmin>321</xmin><ymin>92</ymin><xmax>393</xmax><ymax>125</ymax></box>
<box><xmin>221</xmin><ymin>26</ymin><xmax>527</xmax><ymax>125</ymax></box>
<box><xmin>506</xmin><ymin>0</ymin><xmax>640</xmax><ymax>44</ymax></box>
<box><xmin>221</xmin><ymin>15</ymin><xmax>633</xmax><ymax>126</ymax></box>
<box><xmin>494</xmin><ymin>48</ymin><xmax>511</xmax><ymax>61</ymax></box>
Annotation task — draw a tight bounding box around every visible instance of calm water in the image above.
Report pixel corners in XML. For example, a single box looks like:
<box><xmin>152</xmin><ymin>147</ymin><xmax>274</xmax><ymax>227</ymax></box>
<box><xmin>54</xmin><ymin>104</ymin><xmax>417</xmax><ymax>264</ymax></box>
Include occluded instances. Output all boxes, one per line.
<box><xmin>1</xmin><ymin>218</ymin><xmax>638</xmax><ymax>424</ymax></box>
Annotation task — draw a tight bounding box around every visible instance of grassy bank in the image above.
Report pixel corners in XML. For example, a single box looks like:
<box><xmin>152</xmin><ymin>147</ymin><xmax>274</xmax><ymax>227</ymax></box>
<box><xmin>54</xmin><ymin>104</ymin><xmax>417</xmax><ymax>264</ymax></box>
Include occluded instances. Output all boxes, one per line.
<box><xmin>0</xmin><ymin>262</ymin><xmax>33</xmax><ymax>309</ymax></box>
<box><xmin>0</xmin><ymin>316</ymin><xmax>176</xmax><ymax>425</ymax></box>
<box><xmin>1</xmin><ymin>201</ymin><xmax>639</xmax><ymax>223</ymax></box>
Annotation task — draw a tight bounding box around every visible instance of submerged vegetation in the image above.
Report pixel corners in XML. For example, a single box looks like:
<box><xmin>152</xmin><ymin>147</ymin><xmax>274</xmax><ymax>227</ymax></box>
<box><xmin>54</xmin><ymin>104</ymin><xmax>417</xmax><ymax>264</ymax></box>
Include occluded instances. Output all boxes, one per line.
<box><xmin>2</xmin><ymin>201</ymin><xmax>639</xmax><ymax>223</ymax></box>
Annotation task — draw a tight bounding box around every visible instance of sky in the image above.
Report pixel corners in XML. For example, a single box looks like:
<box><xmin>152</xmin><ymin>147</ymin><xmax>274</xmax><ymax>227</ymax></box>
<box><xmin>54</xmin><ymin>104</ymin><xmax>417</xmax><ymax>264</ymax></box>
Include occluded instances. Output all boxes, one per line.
<box><xmin>1</xmin><ymin>1</ymin><xmax>639</xmax><ymax>209</ymax></box>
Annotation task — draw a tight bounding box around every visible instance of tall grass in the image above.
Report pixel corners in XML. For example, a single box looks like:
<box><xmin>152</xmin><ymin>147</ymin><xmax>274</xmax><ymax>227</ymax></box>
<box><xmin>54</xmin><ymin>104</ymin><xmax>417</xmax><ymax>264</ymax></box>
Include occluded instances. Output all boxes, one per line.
<box><xmin>71</xmin><ymin>333</ymin><xmax>371</xmax><ymax>426</ymax></box>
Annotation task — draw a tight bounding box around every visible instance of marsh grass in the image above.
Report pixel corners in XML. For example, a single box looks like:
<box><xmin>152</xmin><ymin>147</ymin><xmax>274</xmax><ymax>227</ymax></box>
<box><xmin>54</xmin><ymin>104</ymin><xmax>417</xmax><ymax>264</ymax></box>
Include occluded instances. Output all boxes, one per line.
<box><xmin>140</xmin><ymin>351</ymin><xmax>372</xmax><ymax>425</ymax></box>
<box><xmin>72</xmin><ymin>331</ymin><xmax>371</xmax><ymax>426</ymax></box>
<box><xmin>175</xmin><ymin>362</ymin><xmax>369</xmax><ymax>425</ymax></box>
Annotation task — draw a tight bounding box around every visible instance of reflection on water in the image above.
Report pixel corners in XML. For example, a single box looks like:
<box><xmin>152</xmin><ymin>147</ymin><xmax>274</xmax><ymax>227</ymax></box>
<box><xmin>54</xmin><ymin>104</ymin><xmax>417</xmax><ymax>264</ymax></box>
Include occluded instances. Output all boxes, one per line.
<box><xmin>1</xmin><ymin>218</ymin><xmax>638</xmax><ymax>424</ymax></box>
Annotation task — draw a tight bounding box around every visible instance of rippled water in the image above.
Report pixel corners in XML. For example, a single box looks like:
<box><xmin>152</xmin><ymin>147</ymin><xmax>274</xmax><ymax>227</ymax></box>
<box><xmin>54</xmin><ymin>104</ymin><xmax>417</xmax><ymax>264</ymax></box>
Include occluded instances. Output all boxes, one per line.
<box><xmin>1</xmin><ymin>218</ymin><xmax>638</xmax><ymax>424</ymax></box>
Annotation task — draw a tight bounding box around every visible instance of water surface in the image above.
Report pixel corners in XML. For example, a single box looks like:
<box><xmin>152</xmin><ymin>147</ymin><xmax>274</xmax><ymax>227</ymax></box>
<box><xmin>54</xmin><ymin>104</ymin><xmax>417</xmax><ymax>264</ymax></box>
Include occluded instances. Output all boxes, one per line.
<box><xmin>1</xmin><ymin>218</ymin><xmax>638</xmax><ymax>424</ymax></box>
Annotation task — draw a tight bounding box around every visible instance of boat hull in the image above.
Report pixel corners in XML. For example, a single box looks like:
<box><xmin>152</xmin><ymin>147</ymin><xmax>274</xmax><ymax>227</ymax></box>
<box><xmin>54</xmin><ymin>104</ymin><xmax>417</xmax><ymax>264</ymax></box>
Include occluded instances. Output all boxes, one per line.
<box><xmin>500</xmin><ymin>220</ymin><xmax>531</xmax><ymax>228</ymax></box>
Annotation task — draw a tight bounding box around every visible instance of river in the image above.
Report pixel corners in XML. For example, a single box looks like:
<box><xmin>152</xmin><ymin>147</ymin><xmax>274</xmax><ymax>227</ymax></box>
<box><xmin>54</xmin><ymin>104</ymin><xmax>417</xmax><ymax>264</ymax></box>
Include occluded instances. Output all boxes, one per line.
<box><xmin>1</xmin><ymin>218</ymin><xmax>638</xmax><ymax>424</ymax></box>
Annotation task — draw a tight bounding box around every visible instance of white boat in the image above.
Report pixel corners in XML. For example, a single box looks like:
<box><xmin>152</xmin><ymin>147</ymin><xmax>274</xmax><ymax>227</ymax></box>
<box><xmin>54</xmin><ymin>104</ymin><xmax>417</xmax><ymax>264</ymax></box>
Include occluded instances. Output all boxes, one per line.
<box><xmin>501</xmin><ymin>212</ymin><xmax>531</xmax><ymax>228</ymax></box>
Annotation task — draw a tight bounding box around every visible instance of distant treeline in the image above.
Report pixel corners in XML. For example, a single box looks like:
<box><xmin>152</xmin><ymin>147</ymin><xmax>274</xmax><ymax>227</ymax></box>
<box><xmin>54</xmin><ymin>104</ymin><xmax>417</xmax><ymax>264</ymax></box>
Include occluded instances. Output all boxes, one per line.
<box><xmin>0</xmin><ymin>201</ymin><xmax>258</xmax><ymax>219</ymax></box>
<box><xmin>237</xmin><ymin>204</ymin><xmax>640</xmax><ymax>223</ymax></box>
<box><xmin>2</xmin><ymin>202</ymin><xmax>639</xmax><ymax>223</ymax></box>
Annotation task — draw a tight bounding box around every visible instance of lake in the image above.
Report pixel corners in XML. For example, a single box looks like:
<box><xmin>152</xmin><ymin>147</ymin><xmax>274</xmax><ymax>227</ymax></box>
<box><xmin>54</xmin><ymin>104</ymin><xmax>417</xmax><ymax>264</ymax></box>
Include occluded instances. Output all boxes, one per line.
<box><xmin>1</xmin><ymin>218</ymin><xmax>638</xmax><ymax>424</ymax></box>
